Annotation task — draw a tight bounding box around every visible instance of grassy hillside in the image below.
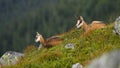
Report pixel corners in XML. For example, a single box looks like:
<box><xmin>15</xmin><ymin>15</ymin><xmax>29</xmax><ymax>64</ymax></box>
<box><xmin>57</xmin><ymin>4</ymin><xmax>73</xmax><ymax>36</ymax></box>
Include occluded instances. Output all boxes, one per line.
<box><xmin>5</xmin><ymin>23</ymin><xmax>120</xmax><ymax>68</ymax></box>
<box><xmin>1</xmin><ymin>0</ymin><xmax>120</xmax><ymax>57</ymax></box>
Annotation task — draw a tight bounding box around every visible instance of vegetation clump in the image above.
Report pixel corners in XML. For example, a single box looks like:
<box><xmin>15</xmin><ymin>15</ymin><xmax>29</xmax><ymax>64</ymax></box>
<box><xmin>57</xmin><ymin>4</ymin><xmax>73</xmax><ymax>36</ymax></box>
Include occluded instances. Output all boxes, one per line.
<box><xmin>5</xmin><ymin>23</ymin><xmax>120</xmax><ymax>68</ymax></box>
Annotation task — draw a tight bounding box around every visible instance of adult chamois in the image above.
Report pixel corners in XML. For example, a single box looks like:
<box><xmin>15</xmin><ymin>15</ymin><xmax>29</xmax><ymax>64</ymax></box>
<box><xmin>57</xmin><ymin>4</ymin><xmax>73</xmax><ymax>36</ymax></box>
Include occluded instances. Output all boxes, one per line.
<box><xmin>35</xmin><ymin>32</ymin><xmax>62</xmax><ymax>48</ymax></box>
<box><xmin>76</xmin><ymin>16</ymin><xmax>106</xmax><ymax>36</ymax></box>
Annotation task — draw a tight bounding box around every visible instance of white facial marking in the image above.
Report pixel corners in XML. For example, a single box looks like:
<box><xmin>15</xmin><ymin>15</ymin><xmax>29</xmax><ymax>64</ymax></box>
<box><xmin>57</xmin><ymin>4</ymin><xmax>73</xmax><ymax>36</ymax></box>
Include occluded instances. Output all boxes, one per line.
<box><xmin>35</xmin><ymin>32</ymin><xmax>41</xmax><ymax>42</ymax></box>
<box><xmin>76</xmin><ymin>20</ymin><xmax>80</xmax><ymax>26</ymax></box>
<box><xmin>76</xmin><ymin>20</ymin><xmax>83</xmax><ymax>28</ymax></box>
<box><xmin>35</xmin><ymin>36</ymin><xmax>40</xmax><ymax>42</ymax></box>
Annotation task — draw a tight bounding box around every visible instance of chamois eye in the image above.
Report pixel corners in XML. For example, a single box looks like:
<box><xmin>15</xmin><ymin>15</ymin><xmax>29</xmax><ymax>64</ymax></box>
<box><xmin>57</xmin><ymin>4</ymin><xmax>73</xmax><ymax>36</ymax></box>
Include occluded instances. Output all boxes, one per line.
<box><xmin>80</xmin><ymin>20</ymin><xmax>82</xmax><ymax>23</ymax></box>
<box><xmin>78</xmin><ymin>20</ymin><xmax>82</xmax><ymax>25</ymax></box>
<box><xmin>35</xmin><ymin>36</ymin><xmax>37</xmax><ymax>39</ymax></box>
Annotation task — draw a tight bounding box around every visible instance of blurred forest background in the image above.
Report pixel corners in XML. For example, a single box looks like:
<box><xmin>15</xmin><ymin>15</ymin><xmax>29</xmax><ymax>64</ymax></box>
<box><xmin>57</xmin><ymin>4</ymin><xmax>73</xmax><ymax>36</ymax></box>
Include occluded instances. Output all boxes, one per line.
<box><xmin>0</xmin><ymin>0</ymin><xmax>120</xmax><ymax>56</ymax></box>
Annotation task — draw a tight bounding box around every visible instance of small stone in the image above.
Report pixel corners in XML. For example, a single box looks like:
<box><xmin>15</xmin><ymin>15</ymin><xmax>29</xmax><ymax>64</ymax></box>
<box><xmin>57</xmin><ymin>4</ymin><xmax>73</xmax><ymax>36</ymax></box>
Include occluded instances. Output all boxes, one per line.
<box><xmin>65</xmin><ymin>43</ymin><xmax>75</xmax><ymax>49</ymax></box>
<box><xmin>72</xmin><ymin>63</ymin><xmax>83</xmax><ymax>68</ymax></box>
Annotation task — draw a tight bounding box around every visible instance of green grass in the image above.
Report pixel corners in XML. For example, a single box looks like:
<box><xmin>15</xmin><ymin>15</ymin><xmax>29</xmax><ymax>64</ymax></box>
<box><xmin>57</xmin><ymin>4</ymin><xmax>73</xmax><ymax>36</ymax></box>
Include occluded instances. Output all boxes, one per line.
<box><xmin>5</xmin><ymin>23</ymin><xmax>120</xmax><ymax>68</ymax></box>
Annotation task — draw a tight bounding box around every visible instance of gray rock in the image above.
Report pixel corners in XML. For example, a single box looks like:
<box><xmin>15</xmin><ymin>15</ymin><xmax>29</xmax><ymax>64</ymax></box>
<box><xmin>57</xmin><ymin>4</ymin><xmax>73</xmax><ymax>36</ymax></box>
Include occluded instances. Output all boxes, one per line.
<box><xmin>65</xmin><ymin>44</ymin><xmax>75</xmax><ymax>49</ymax></box>
<box><xmin>87</xmin><ymin>50</ymin><xmax>120</xmax><ymax>68</ymax></box>
<box><xmin>72</xmin><ymin>63</ymin><xmax>83</xmax><ymax>68</ymax></box>
<box><xmin>0</xmin><ymin>51</ymin><xmax>24</xmax><ymax>66</ymax></box>
<box><xmin>113</xmin><ymin>16</ymin><xmax>120</xmax><ymax>35</ymax></box>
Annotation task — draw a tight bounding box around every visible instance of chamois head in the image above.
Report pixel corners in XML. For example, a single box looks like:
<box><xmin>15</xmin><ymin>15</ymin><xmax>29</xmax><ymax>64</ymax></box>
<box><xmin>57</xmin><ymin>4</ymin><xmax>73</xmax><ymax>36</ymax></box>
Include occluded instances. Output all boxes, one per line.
<box><xmin>35</xmin><ymin>32</ymin><xmax>42</xmax><ymax>42</ymax></box>
<box><xmin>76</xmin><ymin>16</ymin><xmax>84</xmax><ymax>28</ymax></box>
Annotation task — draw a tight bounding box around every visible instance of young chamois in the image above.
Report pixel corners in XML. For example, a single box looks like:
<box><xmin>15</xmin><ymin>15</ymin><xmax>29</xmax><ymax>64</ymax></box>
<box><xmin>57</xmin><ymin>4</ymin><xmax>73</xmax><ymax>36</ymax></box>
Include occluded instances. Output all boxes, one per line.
<box><xmin>76</xmin><ymin>16</ymin><xmax>106</xmax><ymax>36</ymax></box>
<box><xmin>35</xmin><ymin>32</ymin><xmax>62</xmax><ymax>48</ymax></box>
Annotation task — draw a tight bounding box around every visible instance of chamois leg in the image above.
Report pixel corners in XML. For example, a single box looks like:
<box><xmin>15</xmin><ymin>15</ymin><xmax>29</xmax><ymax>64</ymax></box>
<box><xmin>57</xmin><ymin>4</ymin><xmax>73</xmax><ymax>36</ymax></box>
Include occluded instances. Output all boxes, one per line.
<box><xmin>38</xmin><ymin>44</ymin><xmax>43</xmax><ymax>50</ymax></box>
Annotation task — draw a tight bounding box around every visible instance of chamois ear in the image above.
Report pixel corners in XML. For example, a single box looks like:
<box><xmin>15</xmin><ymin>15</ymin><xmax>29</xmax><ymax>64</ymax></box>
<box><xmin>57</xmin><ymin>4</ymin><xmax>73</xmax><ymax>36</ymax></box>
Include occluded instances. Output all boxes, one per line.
<box><xmin>36</xmin><ymin>32</ymin><xmax>40</xmax><ymax>35</ymax></box>
<box><xmin>80</xmin><ymin>16</ymin><xmax>84</xmax><ymax>20</ymax></box>
<box><xmin>36</xmin><ymin>32</ymin><xmax>38</xmax><ymax>34</ymax></box>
